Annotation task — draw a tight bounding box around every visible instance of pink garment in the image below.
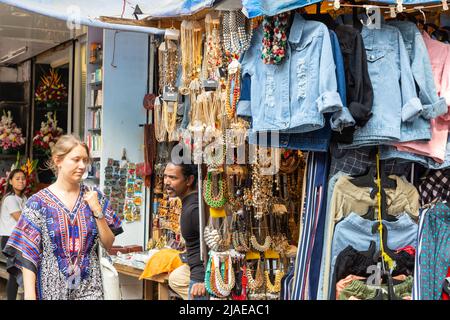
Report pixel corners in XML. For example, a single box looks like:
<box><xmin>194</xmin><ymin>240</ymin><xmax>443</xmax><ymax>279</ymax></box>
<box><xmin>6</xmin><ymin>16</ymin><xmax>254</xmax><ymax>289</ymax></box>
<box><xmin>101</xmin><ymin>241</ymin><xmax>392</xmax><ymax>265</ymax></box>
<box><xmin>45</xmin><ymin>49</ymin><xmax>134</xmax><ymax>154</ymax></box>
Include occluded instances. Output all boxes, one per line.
<box><xmin>395</xmin><ymin>32</ymin><xmax>450</xmax><ymax>163</ymax></box>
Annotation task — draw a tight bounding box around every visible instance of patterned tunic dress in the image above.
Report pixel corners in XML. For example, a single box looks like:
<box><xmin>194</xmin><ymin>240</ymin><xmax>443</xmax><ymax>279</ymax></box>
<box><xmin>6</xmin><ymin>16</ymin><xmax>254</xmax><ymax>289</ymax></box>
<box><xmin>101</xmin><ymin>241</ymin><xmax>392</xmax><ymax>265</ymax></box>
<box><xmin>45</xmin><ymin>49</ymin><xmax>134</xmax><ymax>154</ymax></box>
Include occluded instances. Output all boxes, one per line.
<box><xmin>3</xmin><ymin>185</ymin><xmax>123</xmax><ymax>300</ymax></box>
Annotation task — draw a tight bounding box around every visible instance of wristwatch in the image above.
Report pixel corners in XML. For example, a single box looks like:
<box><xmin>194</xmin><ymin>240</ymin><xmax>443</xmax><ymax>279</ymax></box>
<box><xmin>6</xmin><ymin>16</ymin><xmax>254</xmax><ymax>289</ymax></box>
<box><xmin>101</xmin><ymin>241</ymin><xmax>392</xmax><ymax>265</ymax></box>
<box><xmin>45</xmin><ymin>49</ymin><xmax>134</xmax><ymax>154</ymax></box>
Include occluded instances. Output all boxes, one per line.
<box><xmin>93</xmin><ymin>208</ymin><xmax>105</xmax><ymax>220</ymax></box>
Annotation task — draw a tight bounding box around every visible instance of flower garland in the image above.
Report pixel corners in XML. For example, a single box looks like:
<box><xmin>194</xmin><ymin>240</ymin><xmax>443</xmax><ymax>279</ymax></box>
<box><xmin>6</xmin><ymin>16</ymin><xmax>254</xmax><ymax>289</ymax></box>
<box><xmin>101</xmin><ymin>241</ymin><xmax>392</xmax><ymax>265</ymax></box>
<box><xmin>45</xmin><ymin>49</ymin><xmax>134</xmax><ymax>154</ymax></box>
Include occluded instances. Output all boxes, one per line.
<box><xmin>261</xmin><ymin>13</ymin><xmax>290</xmax><ymax>65</ymax></box>
<box><xmin>0</xmin><ymin>111</ymin><xmax>25</xmax><ymax>151</ymax></box>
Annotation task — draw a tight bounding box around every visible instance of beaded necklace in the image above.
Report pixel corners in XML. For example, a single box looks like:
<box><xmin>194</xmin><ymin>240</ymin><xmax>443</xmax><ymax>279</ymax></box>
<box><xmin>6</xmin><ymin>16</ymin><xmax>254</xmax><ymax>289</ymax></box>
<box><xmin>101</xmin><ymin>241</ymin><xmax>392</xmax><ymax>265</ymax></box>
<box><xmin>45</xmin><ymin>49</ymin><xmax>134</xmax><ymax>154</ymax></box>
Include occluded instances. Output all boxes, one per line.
<box><xmin>158</xmin><ymin>40</ymin><xmax>179</xmax><ymax>94</ymax></box>
<box><xmin>202</xmin><ymin>14</ymin><xmax>222</xmax><ymax>81</ymax></box>
<box><xmin>246</xmin><ymin>259</ymin><xmax>264</xmax><ymax>292</ymax></box>
<box><xmin>214</xmin><ymin>254</ymin><xmax>235</xmax><ymax>297</ymax></box>
<box><xmin>225</xmin><ymin>59</ymin><xmax>241</xmax><ymax>120</ymax></box>
<box><xmin>261</xmin><ymin>12</ymin><xmax>290</xmax><ymax>65</ymax></box>
<box><xmin>203</xmin><ymin>172</ymin><xmax>227</xmax><ymax>208</ymax></box>
<box><xmin>222</xmin><ymin>10</ymin><xmax>253</xmax><ymax>60</ymax></box>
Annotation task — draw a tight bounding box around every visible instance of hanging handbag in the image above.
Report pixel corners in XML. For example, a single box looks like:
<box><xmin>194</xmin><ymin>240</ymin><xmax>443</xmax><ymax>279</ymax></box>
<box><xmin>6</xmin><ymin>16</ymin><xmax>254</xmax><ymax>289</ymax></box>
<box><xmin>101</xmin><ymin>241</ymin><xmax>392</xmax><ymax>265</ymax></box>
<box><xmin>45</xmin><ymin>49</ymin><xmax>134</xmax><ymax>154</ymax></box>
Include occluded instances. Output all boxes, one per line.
<box><xmin>98</xmin><ymin>243</ymin><xmax>122</xmax><ymax>300</ymax></box>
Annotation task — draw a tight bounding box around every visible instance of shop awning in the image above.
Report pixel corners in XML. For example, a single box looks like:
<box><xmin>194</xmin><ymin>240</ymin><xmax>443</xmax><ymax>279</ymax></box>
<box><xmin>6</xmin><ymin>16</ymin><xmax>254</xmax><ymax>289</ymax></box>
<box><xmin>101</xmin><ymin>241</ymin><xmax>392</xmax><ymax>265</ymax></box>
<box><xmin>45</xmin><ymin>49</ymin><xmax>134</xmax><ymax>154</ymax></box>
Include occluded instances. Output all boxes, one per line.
<box><xmin>0</xmin><ymin>0</ymin><xmax>445</xmax><ymax>22</ymax></box>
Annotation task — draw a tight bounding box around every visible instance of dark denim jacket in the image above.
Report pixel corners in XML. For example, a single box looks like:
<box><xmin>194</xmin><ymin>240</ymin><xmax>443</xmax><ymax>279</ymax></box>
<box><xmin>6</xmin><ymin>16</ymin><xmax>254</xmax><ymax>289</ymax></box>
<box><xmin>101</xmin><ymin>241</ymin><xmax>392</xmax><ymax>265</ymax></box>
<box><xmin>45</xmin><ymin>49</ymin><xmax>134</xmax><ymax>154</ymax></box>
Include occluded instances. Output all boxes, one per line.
<box><xmin>333</xmin><ymin>24</ymin><xmax>374</xmax><ymax>144</ymax></box>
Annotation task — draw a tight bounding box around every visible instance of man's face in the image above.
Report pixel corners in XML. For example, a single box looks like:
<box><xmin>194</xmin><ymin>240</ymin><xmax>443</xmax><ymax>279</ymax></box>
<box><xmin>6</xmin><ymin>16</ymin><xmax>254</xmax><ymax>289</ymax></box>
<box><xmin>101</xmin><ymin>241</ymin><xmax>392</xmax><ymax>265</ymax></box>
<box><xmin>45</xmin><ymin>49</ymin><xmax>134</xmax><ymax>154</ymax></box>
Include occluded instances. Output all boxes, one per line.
<box><xmin>163</xmin><ymin>163</ymin><xmax>192</xmax><ymax>198</ymax></box>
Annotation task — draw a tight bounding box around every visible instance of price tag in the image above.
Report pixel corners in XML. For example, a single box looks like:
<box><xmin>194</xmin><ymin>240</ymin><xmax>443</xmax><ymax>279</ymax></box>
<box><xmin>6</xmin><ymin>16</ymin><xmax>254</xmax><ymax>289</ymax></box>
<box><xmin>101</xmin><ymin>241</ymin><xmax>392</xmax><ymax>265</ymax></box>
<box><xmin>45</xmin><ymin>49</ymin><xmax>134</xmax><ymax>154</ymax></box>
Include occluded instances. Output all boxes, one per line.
<box><xmin>202</xmin><ymin>79</ymin><xmax>218</xmax><ymax>91</ymax></box>
<box><xmin>163</xmin><ymin>85</ymin><xmax>178</xmax><ymax>102</ymax></box>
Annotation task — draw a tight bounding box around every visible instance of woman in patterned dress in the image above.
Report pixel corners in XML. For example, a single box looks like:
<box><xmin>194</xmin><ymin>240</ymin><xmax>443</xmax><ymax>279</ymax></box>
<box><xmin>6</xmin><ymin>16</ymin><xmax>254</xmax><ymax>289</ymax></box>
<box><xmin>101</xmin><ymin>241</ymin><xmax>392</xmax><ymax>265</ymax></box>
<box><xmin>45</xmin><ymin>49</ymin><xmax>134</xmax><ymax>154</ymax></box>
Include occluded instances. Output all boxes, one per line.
<box><xmin>2</xmin><ymin>135</ymin><xmax>123</xmax><ymax>300</ymax></box>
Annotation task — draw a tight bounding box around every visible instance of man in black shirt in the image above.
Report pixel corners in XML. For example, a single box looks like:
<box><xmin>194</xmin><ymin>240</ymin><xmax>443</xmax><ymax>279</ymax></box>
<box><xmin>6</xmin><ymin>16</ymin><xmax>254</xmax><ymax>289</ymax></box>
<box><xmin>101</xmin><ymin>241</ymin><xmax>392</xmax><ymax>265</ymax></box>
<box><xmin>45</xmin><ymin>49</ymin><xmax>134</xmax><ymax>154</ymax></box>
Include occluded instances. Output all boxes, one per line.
<box><xmin>164</xmin><ymin>162</ymin><xmax>207</xmax><ymax>299</ymax></box>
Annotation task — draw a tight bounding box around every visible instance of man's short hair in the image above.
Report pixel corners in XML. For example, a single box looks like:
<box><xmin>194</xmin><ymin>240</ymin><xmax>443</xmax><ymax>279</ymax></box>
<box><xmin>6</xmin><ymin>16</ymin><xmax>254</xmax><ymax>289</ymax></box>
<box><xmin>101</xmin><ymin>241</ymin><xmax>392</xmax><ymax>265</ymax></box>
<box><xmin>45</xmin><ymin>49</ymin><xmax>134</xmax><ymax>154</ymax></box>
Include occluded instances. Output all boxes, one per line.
<box><xmin>168</xmin><ymin>161</ymin><xmax>198</xmax><ymax>187</ymax></box>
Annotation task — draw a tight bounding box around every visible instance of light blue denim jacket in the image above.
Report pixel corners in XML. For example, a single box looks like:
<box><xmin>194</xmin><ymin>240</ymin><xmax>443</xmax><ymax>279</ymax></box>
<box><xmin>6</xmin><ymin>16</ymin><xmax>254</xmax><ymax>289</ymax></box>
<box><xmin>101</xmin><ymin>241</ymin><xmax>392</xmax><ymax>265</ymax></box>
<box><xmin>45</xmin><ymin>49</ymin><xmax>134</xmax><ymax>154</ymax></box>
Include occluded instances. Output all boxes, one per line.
<box><xmin>388</xmin><ymin>21</ymin><xmax>447</xmax><ymax>142</ymax></box>
<box><xmin>345</xmin><ymin>24</ymin><xmax>423</xmax><ymax>148</ymax></box>
<box><xmin>241</xmin><ymin>13</ymin><xmax>344</xmax><ymax>133</ymax></box>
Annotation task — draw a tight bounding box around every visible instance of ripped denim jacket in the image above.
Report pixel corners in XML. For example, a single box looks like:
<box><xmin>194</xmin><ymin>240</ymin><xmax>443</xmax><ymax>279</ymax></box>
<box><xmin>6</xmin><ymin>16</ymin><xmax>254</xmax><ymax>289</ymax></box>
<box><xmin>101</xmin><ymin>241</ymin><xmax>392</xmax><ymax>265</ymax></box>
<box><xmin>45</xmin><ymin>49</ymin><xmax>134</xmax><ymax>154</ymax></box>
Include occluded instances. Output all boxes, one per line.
<box><xmin>241</xmin><ymin>13</ymin><xmax>344</xmax><ymax>134</ymax></box>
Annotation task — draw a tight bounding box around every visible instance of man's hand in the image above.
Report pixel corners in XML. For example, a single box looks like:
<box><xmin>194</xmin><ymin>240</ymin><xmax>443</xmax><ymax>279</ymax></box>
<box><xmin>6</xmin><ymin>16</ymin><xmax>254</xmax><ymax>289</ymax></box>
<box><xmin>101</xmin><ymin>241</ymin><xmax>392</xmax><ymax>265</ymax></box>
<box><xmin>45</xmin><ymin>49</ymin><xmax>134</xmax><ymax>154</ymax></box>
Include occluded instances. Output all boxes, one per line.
<box><xmin>190</xmin><ymin>282</ymin><xmax>206</xmax><ymax>297</ymax></box>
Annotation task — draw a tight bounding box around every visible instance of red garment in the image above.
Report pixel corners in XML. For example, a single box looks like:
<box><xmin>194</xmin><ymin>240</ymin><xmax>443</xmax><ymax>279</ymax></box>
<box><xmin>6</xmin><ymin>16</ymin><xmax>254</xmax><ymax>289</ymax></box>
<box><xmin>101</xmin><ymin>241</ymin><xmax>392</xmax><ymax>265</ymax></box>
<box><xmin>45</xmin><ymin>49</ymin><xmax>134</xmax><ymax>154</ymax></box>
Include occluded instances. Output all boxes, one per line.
<box><xmin>395</xmin><ymin>245</ymin><xmax>416</xmax><ymax>257</ymax></box>
<box><xmin>442</xmin><ymin>267</ymin><xmax>450</xmax><ymax>300</ymax></box>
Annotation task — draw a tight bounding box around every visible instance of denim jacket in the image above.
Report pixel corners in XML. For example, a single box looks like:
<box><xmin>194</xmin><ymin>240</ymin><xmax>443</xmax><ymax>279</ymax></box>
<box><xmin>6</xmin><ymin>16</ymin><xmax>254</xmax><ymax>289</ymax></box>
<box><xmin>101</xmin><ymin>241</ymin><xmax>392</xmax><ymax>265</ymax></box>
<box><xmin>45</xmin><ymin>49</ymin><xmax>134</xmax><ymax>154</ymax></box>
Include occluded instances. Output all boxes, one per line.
<box><xmin>241</xmin><ymin>13</ymin><xmax>344</xmax><ymax>134</ymax></box>
<box><xmin>389</xmin><ymin>21</ymin><xmax>447</xmax><ymax>142</ymax></box>
<box><xmin>345</xmin><ymin>24</ymin><xmax>423</xmax><ymax>148</ymax></box>
<box><xmin>333</xmin><ymin>24</ymin><xmax>374</xmax><ymax>144</ymax></box>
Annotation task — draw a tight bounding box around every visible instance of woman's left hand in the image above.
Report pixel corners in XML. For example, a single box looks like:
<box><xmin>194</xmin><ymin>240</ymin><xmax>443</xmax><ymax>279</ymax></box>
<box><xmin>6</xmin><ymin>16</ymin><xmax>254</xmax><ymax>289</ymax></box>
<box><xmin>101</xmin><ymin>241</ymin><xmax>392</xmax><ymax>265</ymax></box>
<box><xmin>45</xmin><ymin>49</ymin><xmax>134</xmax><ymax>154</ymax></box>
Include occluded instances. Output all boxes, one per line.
<box><xmin>83</xmin><ymin>190</ymin><xmax>102</xmax><ymax>213</ymax></box>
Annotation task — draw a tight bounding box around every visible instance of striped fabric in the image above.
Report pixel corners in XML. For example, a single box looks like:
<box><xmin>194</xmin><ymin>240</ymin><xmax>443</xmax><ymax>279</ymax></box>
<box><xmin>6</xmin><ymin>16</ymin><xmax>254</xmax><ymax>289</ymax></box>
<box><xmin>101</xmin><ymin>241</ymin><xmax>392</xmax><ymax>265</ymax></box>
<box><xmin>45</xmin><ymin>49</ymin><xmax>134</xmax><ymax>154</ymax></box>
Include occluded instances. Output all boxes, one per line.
<box><xmin>291</xmin><ymin>152</ymin><xmax>329</xmax><ymax>300</ymax></box>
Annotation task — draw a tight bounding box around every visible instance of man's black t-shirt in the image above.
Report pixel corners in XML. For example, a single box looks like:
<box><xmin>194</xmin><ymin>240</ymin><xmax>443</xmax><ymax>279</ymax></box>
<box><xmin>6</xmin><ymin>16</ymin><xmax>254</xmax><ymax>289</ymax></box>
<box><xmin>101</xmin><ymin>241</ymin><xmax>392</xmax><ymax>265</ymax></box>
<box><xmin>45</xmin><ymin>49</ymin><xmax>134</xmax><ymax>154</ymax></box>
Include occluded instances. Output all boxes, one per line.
<box><xmin>180</xmin><ymin>191</ymin><xmax>205</xmax><ymax>282</ymax></box>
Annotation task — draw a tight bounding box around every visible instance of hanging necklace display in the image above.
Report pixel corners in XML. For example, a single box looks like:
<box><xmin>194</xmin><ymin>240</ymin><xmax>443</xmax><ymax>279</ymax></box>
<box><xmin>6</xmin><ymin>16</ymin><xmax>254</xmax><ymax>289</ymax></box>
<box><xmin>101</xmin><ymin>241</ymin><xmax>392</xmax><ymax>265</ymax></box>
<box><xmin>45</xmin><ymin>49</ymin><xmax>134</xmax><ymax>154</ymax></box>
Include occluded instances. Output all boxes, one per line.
<box><xmin>279</xmin><ymin>149</ymin><xmax>302</xmax><ymax>174</ymax></box>
<box><xmin>226</xmin><ymin>118</ymin><xmax>249</xmax><ymax>148</ymax></box>
<box><xmin>261</xmin><ymin>12</ymin><xmax>290</xmax><ymax>65</ymax></box>
<box><xmin>222</xmin><ymin>10</ymin><xmax>253</xmax><ymax>60</ymax></box>
<box><xmin>204</xmin><ymin>217</ymin><xmax>229</xmax><ymax>252</ymax></box>
<box><xmin>226</xmin><ymin>165</ymin><xmax>247</xmax><ymax>212</ymax></box>
<box><xmin>225</xmin><ymin>59</ymin><xmax>241</xmax><ymax>120</ymax></box>
<box><xmin>232</xmin><ymin>208</ymin><xmax>250</xmax><ymax>252</ymax></box>
<box><xmin>265</xmin><ymin>269</ymin><xmax>284</xmax><ymax>294</ymax></box>
<box><xmin>246</xmin><ymin>259</ymin><xmax>264</xmax><ymax>292</ymax></box>
<box><xmin>180</xmin><ymin>20</ymin><xmax>203</xmax><ymax>94</ymax></box>
<box><xmin>154</xmin><ymin>97</ymin><xmax>167</xmax><ymax>143</ymax></box>
<box><xmin>214</xmin><ymin>254</ymin><xmax>236</xmax><ymax>297</ymax></box>
<box><xmin>162</xmin><ymin>100</ymin><xmax>178</xmax><ymax>141</ymax></box>
<box><xmin>250</xmin><ymin>160</ymin><xmax>273</xmax><ymax>220</ymax></box>
<box><xmin>202</xmin><ymin>14</ymin><xmax>222</xmax><ymax>88</ymax></box>
<box><xmin>203</xmin><ymin>172</ymin><xmax>227</xmax><ymax>208</ymax></box>
<box><xmin>250</xmin><ymin>234</ymin><xmax>272</xmax><ymax>252</ymax></box>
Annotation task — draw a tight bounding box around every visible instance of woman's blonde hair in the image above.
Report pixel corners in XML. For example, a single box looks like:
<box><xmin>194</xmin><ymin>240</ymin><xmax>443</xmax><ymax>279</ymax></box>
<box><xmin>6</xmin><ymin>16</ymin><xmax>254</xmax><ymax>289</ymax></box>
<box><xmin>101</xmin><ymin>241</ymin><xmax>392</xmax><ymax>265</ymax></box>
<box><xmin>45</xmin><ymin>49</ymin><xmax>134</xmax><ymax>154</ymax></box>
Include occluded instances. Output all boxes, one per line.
<box><xmin>46</xmin><ymin>134</ymin><xmax>90</xmax><ymax>174</ymax></box>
